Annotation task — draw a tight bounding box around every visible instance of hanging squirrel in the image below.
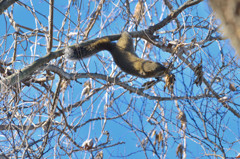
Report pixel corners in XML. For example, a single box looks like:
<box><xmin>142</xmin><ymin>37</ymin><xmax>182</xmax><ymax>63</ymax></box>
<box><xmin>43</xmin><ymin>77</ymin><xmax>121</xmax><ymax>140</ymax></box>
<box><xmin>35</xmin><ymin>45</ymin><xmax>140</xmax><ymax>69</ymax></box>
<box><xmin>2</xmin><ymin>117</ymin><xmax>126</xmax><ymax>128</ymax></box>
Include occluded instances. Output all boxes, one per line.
<box><xmin>64</xmin><ymin>31</ymin><xmax>167</xmax><ymax>78</ymax></box>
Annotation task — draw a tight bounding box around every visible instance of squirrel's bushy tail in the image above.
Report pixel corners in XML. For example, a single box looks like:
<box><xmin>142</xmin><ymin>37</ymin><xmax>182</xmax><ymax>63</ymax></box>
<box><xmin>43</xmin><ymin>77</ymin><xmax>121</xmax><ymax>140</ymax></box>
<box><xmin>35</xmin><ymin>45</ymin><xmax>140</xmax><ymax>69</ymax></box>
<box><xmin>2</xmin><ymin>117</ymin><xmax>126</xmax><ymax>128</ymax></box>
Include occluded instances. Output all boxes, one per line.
<box><xmin>64</xmin><ymin>38</ymin><xmax>111</xmax><ymax>60</ymax></box>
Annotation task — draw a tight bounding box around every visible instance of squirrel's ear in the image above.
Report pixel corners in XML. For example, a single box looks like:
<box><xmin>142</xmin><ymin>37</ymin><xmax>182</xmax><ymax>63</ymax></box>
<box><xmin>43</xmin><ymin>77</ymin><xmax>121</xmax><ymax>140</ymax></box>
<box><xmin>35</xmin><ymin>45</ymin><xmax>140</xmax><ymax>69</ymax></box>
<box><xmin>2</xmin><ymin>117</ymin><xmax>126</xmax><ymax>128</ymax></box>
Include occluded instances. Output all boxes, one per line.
<box><xmin>117</xmin><ymin>32</ymin><xmax>135</xmax><ymax>53</ymax></box>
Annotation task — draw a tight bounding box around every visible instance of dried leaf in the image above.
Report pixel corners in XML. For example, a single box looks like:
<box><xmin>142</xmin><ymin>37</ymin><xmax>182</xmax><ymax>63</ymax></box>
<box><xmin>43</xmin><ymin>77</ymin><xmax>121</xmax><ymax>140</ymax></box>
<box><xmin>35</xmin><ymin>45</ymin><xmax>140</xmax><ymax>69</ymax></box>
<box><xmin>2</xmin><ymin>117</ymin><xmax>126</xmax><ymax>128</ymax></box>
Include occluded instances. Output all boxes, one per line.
<box><xmin>176</xmin><ymin>143</ymin><xmax>183</xmax><ymax>158</ymax></box>
<box><xmin>81</xmin><ymin>81</ymin><xmax>92</xmax><ymax>97</ymax></box>
<box><xmin>151</xmin><ymin>130</ymin><xmax>156</xmax><ymax>138</ymax></box>
<box><xmin>229</xmin><ymin>83</ymin><xmax>237</xmax><ymax>91</ymax></box>
<box><xmin>153</xmin><ymin>140</ymin><xmax>156</xmax><ymax>146</ymax></box>
<box><xmin>164</xmin><ymin>73</ymin><xmax>176</xmax><ymax>94</ymax></box>
<box><xmin>194</xmin><ymin>60</ymin><xmax>203</xmax><ymax>86</ymax></box>
<box><xmin>157</xmin><ymin>132</ymin><xmax>163</xmax><ymax>144</ymax></box>
<box><xmin>60</xmin><ymin>79</ymin><xmax>70</xmax><ymax>91</ymax></box>
<box><xmin>177</xmin><ymin>111</ymin><xmax>187</xmax><ymax>129</ymax></box>
<box><xmin>154</xmin><ymin>134</ymin><xmax>158</xmax><ymax>148</ymax></box>
<box><xmin>133</xmin><ymin>0</ymin><xmax>144</xmax><ymax>25</ymax></box>
<box><xmin>141</xmin><ymin>138</ymin><xmax>148</xmax><ymax>148</ymax></box>
<box><xmin>95</xmin><ymin>151</ymin><xmax>103</xmax><ymax>159</ymax></box>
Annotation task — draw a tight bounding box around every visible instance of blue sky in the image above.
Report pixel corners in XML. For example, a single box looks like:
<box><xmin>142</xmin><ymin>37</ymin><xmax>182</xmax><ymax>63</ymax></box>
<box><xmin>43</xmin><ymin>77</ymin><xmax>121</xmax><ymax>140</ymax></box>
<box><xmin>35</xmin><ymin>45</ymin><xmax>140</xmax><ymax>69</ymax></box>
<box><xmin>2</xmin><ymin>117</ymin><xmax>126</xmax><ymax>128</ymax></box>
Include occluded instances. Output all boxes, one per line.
<box><xmin>1</xmin><ymin>0</ymin><xmax>240</xmax><ymax>158</ymax></box>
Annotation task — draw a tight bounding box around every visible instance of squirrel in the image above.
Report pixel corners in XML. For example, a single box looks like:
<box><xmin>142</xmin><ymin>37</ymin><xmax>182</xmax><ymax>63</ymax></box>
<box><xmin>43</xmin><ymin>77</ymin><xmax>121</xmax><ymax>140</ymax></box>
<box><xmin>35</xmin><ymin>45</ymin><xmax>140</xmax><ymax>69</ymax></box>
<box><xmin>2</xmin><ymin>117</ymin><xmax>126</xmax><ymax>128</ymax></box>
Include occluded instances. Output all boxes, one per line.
<box><xmin>64</xmin><ymin>31</ymin><xmax>167</xmax><ymax>78</ymax></box>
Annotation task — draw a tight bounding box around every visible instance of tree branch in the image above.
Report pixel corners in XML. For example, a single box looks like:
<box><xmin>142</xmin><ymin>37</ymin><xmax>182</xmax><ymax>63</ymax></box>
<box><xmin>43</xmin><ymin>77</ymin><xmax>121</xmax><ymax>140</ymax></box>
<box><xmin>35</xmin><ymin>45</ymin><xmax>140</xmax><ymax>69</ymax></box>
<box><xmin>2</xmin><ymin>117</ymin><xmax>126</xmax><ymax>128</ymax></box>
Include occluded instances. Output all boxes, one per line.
<box><xmin>44</xmin><ymin>64</ymin><xmax>214</xmax><ymax>102</ymax></box>
<box><xmin>148</xmin><ymin>0</ymin><xmax>203</xmax><ymax>33</ymax></box>
<box><xmin>155</xmin><ymin>39</ymin><xmax>240</xmax><ymax>118</ymax></box>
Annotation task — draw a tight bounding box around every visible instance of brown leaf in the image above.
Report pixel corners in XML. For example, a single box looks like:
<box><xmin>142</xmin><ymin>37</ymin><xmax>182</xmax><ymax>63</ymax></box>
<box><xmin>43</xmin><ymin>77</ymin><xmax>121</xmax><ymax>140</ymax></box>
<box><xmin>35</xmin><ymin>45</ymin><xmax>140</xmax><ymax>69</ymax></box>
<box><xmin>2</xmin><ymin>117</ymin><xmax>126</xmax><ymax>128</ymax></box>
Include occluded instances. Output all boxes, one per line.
<box><xmin>194</xmin><ymin>60</ymin><xmax>203</xmax><ymax>86</ymax></box>
<box><xmin>157</xmin><ymin>132</ymin><xmax>163</xmax><ymax>144</ymax></box>
<box><xmin>60</xmin><ymin>79</ymin><xmax>70</xmax><ymax>91</ymax></box>
<box><xmin>164</xmin><ymin>73</ymin><xmax>176</xmax><ymax>94</ymax></box>
<box><xmin>141</xmin><ymin>138</ymin><xmax>148</xmax><ymax>148</ymax></box>
<box><xmin>229</xmin><ymin>83</ymin><xmax>237</xmax><ymax>91</ymax></box>
<box><xmin>133</xmin><ymin>0</ymin><xmax>144</xmax><ymax>25</ymax></box>
<box><xmin>95</xmin><ymin>151</ymin><xmax>103</xmax><ymax>159</ymax></box>
<box><xmin>153</xmin><ymin>140</ymin><xmax>156</xmax><ymax>146</ymax></box>
<box><xmin>176</xmin><ymin>143</ymin><xmax>183</xmax><ymax>158</ymax></box>
<box><xmin>177</xmin><ymin>111</ymin><xmax>187</xmax><ymax>129</ymax></box>
<box><xmin>151</xmin><ymin>130</ymin><xmax>156</xmax><ymax>138</ymax></box>
<box><xmin>81</xmin><ymin>81</ymin><xmax>92</xmax><ymax>97</ymax></box>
